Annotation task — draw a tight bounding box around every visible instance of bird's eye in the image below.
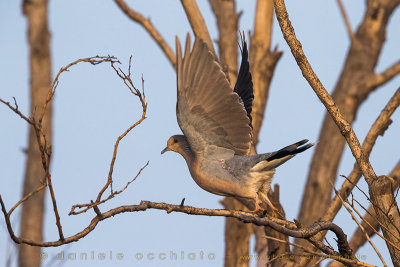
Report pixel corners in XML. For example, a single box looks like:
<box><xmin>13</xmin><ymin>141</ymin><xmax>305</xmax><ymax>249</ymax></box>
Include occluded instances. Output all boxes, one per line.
<box><xmin>173</xmin><ymin>139</ymin><xmax>177</xmax><ymax>143</ymax></box>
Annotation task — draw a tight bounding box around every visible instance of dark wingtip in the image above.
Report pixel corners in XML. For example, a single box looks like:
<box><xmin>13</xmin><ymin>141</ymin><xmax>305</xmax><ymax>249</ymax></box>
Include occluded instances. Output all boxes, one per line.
<box><xmin>293</xmin><ymin>142</ymin><xmax>314</xmax><ymax>154</ymax></box>
<box><xmin>267</xmin><ymin>140</ymin><xmax>314</xmax><ymax>161</ymax></box>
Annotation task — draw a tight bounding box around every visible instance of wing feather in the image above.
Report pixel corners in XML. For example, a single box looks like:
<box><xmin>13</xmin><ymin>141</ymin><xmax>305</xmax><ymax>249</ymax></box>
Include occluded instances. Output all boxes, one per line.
<box><xmin>176</xmin><ymin>34</ymin><xmax>252</xmax><ymax>155</ymax></box>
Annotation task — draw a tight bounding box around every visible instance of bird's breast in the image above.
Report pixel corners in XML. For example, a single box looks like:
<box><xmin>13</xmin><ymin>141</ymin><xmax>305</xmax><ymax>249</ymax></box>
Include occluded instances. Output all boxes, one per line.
<box><xmin>187</xmin><ymin>158</ymin><xmax>251</xmax><ymax>198</ymax></box>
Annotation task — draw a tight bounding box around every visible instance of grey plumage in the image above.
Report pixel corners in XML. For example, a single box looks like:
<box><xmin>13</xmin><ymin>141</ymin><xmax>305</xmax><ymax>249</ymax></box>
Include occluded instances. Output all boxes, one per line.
<box><xmin>162</xmin><ymin>34</ymin><xmax>313</xmax><ymax>212</ymax></box>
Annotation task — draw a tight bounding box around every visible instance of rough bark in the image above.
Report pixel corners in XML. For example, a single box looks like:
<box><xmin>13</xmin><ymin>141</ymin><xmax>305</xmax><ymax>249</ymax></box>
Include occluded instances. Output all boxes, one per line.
<box><xmin>18</xmin><ymin>0</ymin><xmax>52</xmax><ymax>267</ymax></box>
<box><xmin>297</xmin><ymin>0</ymin><xmax>399</xmax><ymax>248</ymax></box>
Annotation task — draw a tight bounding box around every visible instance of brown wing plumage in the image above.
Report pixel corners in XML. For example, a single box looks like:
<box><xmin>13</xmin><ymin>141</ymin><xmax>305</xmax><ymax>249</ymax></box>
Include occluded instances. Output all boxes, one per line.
<box><xmin>176</xmin><ymin>34</ymin><xmax>252</xmax><ymax>155</ymax></box>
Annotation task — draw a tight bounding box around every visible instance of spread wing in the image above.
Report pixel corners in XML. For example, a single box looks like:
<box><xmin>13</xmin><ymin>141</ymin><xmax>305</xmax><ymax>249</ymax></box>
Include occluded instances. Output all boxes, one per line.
<box><xmin>176</xmin><ymin>34</ymin><xmax>252</xmax><ymax>155</ymax></box>
<box><xmin>234</xmin><ymin>36</ymin><xmax>254</xmax><ymax>128</ymax></box>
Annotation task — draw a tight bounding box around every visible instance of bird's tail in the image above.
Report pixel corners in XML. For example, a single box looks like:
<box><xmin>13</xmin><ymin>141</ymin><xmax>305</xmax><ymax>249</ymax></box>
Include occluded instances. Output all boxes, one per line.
<box><xmin>250</xmin><ymin>139</ymin><xmax>314</xmax><ymax>172</ymax></box>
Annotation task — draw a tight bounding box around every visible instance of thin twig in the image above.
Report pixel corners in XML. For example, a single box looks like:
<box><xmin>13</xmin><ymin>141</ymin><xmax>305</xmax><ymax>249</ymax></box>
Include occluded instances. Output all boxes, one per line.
<box><xmin>351</xmin><ymin>197</ymin><xmax>400</xmax><ymax>250</ymax></box>
<box><xmin>95</xmin><ymin>58</ymin><xmax>147</xmax><ymax>204</ymax></box>
<box><xmin>336</xmin><ymin>0</ymin><xmax>354</xmax><ymax>40</ymax></box>
<box><xmin>69</xmin><ymin>161</ymin><xmax>149</xmax><ymax>215</ymax></box>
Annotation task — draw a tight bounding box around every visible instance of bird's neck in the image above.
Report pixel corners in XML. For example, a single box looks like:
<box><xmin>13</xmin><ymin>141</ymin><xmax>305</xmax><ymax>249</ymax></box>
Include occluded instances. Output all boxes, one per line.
<box><xmin>177</xmin><ymin>144</ymin><xmax>194</xmax><ymax>165</ymax></box>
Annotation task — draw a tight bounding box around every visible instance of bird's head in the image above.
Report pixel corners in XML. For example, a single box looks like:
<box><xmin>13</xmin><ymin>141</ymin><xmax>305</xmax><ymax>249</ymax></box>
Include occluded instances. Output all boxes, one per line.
<box><xmin>161</xmin><ymin>135</ymin><xmax>189</xmax><ymax>155</ymax></box>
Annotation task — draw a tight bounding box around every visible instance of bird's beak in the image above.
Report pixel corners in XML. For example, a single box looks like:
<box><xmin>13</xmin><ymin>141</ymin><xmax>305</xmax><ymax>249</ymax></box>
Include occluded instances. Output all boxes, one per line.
<box><xmin>161</xmin><ymin>147</ymin><xmax>170</xmax><ymax>154</ymax></box>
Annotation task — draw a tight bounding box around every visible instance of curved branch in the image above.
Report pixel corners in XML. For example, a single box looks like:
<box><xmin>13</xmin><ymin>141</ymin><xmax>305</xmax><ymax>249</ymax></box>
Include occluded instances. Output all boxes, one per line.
<box><xmin>0</xmin><ymin>197</ymin><xmax>360</xmax><ymax>265</ymax></box>
<box><xmin>114</xmin><ymin>0</ymin><xmax>176</xmax><ymax>69</ymax></box>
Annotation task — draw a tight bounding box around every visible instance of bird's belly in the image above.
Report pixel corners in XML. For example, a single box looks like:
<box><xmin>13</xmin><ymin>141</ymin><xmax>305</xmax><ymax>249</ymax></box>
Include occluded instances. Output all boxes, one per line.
<box><xmin>188</xmin><ymin>160</ymin><xmax>253</xmax><ymax>199</ymax></box>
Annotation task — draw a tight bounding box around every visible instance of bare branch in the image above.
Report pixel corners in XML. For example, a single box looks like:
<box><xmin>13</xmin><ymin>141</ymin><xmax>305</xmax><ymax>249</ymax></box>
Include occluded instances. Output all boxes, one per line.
<box><xmin>114</xmin><ymin>0</ymin><xmax>176</xmax><ymax>68</ymax></box>
<box><xmin>1</xmin><ymin>197</ymin><xmax>358</xmax><ymax>264</ymax></box>
<box><xmin>180</xmin><ymin>0</ymin><xmax>216</xmax><ymax>56</ymax></box>
<box><xmin>273</xmin><ymin>0</ymin><xmax>377</xmax><ymax>184</ymax></box>
<box><xmin>94</xmin><ymin>58</ymin><xmax>147</xmax><ymax>204</ymax></box>
<box><xmin>69</xmin><ymin>161</ymin><xmax>149</xmax><ymax>215</ymax></box>
<box><xmin>324</xmin><ymin>87</ymin><xmax>400</xmax><ymax>222</ymax></box>
<box><xmin>209</xmin><ymin>0</ymin><xmax>238</xmax><ymax>84</ymax></box>
<box><xmin>2</xmin><ymin>55</ymin><xmax>147</xmax><ymax>249</ymax></box>
<box><xmin>366</xmin><ymin>60</ymin><xmax>400</xmax><ymax>89</ymax></box>
<box><xmin>349</xmin><ymin>161</ymin><xmax>400</xmax><ymax>252</ymax></box>
<box><xmin>250</xmin><ymin>0</ymin><xmax>282</xmax><ymax>146</ymax></box>
<box><xmin>0</xmin><ymin>99</ymin><xmax>34</xmax><ymax>125</ymax></box>
<box><xmin>274</xmin><ymin>0</ymin><xmax>400</xmax><ymax>263</ymax></box>
<box><xmin>335</xmin><ymin>0</ymin><xmax>354</xmax><ymax>40</ymax></box>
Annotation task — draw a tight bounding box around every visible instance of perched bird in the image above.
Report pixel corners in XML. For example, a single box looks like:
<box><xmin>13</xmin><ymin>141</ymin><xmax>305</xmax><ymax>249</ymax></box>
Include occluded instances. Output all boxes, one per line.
<box><xmin>161</xmin><ymin>34</ymin><xmax>313</xmax><ymax>212</ymax></box>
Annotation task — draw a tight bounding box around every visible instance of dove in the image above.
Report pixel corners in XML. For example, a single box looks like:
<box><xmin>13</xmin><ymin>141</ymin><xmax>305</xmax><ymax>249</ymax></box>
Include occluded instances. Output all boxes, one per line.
<box><xmin>162</xmin><ymin>34</ymin><xmax>313</xmax><ymax>212</ymax></box>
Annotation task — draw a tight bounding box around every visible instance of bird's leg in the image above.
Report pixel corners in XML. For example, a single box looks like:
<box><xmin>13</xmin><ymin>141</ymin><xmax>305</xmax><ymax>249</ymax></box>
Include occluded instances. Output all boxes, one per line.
<box><xmin>264</xmin><ymin>195</ymin><xmax>284</xmax><ymax>218</ymax></box>
<box><xmin>264</xmin><ymin>195</ymin><xmax>279</xmax><ymax>213</ymax></box>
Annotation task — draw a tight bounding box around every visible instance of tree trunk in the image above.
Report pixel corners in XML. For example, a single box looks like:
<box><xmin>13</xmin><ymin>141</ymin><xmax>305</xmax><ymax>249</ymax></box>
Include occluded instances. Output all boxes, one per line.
<box><xmin>19</xmin><ymin>0</ymin><xmax>52</xmax><ymax>266</ymax></box>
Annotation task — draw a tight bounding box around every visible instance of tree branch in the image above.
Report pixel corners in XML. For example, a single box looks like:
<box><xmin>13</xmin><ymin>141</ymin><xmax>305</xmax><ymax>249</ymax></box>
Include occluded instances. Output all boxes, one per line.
<box><xmin>180</xmin><ymin>0</ymin><xmax>216</xmax><ymax>56</ymax></box>
<box><xmin>324</xmin><ymin>87</ymin><xmax>400</xmax><ymax>223</ymax></box>
<box><xmin>273</xmin><ymin>0</ymin><xmax>400</xmax><ymax>264</ymax></box>
<box><xmin>273</xmin><ymin>0</ymin><xmax>377</xmax><ymax>185</ymax></box>
<box><xmin>250</xmin><ymin>0</ymin><xmax>282</xmax><ymax>146</ymax></box>
<box><xmin>331</xmin><ymin>185</ymin><xmax>387</xmax><ymax>267</ymax></box>
<box><xmin>114</xmin><ymin>0</ymin><xmax>176</xmax><ymax>69</ymax></box>
<box><xmin>348</xmin><ymin>161</ymin><xmax>400</xmax><ymax>254</ymax></box>
<box><xmin>336</xmin><ymin>0</ymin><xmax>354</xmax><ymax>40</ymax></box>
<box><xmin>366</xmin><ymin>60</ymin><xmax>400</xmax><ymax>89</ymax></box>
<box><xmin>296</xmin><ymin>0</ymin><xmax>399</xmax><ymax>247</ymax></box>
<box><xmin>209</xmin><ymin>0</ymin><xmax>238</xmax><ymax>84</ymax></box>
<box><xmin>0</xmin><ymin>197</ymin><xmax>360</xmax><ymax>265</ymax></box>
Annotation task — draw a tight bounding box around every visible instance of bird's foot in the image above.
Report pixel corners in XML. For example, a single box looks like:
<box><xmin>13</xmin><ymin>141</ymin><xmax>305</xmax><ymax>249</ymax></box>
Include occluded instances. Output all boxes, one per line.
<box><xmin>249</xmin><ymin>204</ymin><xmax>267</xmax><ymax>216</ymax></box>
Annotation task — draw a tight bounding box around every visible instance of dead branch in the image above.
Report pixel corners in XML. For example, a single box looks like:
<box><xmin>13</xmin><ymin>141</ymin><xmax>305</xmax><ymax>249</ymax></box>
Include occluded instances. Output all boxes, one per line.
<box><xmin>250</xmin><ymin>0</ymin><xmax>282</xmax><ymax>146</ymax></box>
<box><xmin>180</xmin><ymin>0</ymin><xmax>216</xmax><ymax>56</ymax></box>
<box><xmin>114</xmin><ymin>0</ymin><xmax>176</xmax><ymax>68</ymax></box>
<box><xmin>0</xmin><ymin>197</ymin><xmax>361</xmax><ymax>265</ymax></box>
<box><xmin>274</xmin><ymin>0</ymin><xmax>376</xmax><ymax>183</ymax></box>
<box><xmin>324</xmin><ymin>87</ymin><xmax>400</xmax><ymax>222</ymax></box>
<box><xmin>273</xmin><ymin>0</ymin><xmax>400</xmax><ymax>264</ymax></box>
<box><xmin>335</xmin><ymin>0</ymin><xmax>353</xmax><ymax>40</ymax></box>
<box><xmin>365</xmin><ymin>60</ymin><xmax>400</xmax><ymax>89</ymax></box>
<box><xmin>209</xmin><ymin>0</ymin><xmax>239</xmax><ymax>84</ymax></box>
<box><xmin>348</xmin><ymin>162</ymin><xmax>400</xmax><ymax>254</ymax></box>
<box><xmin>297</xmin><ymin>0</ymin><xmax>400</xmax><ymax>247</ymax></box>
<box><xmin>1</xmin><ymin>55</ymin><xmax>146</xmax><ymax>244</ymax></box>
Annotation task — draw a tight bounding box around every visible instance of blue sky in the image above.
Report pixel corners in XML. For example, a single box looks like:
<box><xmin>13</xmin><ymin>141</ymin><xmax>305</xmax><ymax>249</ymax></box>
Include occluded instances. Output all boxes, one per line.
<box><xmin>1</xmin><ymin>1</ymin><xmax>399</xmax><ymax>266</ymax></box>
